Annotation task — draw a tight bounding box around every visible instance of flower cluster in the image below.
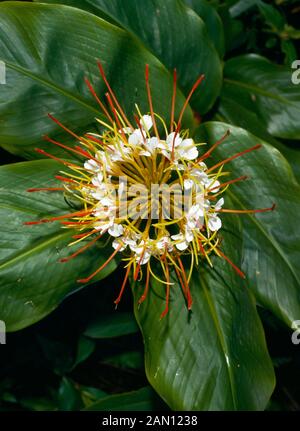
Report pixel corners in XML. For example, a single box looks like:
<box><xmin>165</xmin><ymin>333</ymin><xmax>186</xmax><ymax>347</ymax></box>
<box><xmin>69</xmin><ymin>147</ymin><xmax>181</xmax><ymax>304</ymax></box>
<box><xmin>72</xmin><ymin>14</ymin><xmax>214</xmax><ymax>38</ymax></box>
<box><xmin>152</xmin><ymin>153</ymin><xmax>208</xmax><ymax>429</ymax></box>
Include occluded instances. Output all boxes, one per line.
<box><xmin>26</xmin><ymin>64</ymin><xmax>274</xmax><ymax>318</ymax></box>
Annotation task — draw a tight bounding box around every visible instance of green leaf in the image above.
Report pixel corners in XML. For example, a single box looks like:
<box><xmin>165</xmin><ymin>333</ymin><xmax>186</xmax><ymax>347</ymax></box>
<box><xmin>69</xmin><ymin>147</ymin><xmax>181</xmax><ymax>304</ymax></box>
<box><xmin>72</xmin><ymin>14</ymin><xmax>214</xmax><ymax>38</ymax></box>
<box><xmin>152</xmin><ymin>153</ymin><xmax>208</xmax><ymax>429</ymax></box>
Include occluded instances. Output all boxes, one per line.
<box><xmin>84</xmin><ymin>386</ymin><xmax>165</xmax><ymax>411</ymax></box>
<box><xmin>84</xmin><ymin>312</ymin><xmax>139</xmax><ymax>338</ymax></box>
<box><xmin>0</xmin><ymin>2</ymin><xmax>193</xmax><ymax>158</ymax></box>
<box><xmin>133</xmin><ymin>211</ymin><xmax>275</xmax><ymax>410</ymax></box>
<box><xmin>257</xmin><ymin>1</ymin><xmax>285</xmax><ymax>32</ymax></box>
<box><xmin>36</xmin><ymin>0</ymin><xmax>222</xmax><ymax>113</ymax></box>
<box><xmin>72</xmin><ymin>336</ymin><xmax>96</xmax><ymax>369</ymax></box>
<box><xmin>0</xmin><ymin>160</ymin><xmax>118</xmax><ymax>331</ymax></box>
<box><xmin>181</xmin><ymin>0</ymin><xmax>225</xmax><ymax>57</ymax></box>
<box><xmin>58</xmin><ymin>377</ymin><xmax>82</xmax><ymax>411</ymax></box>
<box><xmin>221</xmin><ymin>54</ymin><xmax>300</xmax><ymax>140</ymax></box>
<box><xmin>196</xmin><ymin>122</ymin><xmax>300</xmax><ymax>326</ymax></box>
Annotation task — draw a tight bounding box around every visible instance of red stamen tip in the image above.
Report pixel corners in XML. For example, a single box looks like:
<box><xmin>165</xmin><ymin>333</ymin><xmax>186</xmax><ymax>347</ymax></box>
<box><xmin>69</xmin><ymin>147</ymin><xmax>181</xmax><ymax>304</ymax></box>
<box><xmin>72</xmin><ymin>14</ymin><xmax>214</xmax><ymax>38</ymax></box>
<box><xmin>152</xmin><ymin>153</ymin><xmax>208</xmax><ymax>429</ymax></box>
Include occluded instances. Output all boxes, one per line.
<box><xmin>145</xmin><ymin>64</ymin><xmax>149</xmax><ymax>81</ymax></box>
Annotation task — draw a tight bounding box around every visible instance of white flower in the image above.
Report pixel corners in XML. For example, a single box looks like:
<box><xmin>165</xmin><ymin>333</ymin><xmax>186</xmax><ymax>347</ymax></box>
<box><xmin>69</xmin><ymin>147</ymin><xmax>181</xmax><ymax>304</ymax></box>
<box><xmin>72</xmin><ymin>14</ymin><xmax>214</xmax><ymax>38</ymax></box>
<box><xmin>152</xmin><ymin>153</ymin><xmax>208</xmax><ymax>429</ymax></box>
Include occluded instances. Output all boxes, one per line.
<box><xmin>171</xmin><ymin>228</ymin><xmax>193</xmax><ymax>251</ymax></box>
<box><xmin>132</xmin><ymin>240</ymin><xmax>152</xmax><ymax>265</ymax></box>
<box><xmin>207</xmin><ymin>215</ymin><xmax>222</xmax><ymax>232</ymax></box>
<box><xmin>140</xmin><ymin>137</ymin><xmax>159</xmax><ymax>156</ymax></box>
<box><xmin>108</xmin><ymin>223</ymin><xmax>124</xmax><ymax>237</ymax></box>
<box><xmin>156</xmin><ymin>236</ymin><xmax>173</xmax><ymax>253</ymax></box>
<box><xmin>84</xmin><ymin>159</ymin><xmax>100</xmax><ymax>172</ymax></box>
<box><xmin>140</xmin><ymin>115</ymin><xmax>152</xmax><ymax>132</ymax></box>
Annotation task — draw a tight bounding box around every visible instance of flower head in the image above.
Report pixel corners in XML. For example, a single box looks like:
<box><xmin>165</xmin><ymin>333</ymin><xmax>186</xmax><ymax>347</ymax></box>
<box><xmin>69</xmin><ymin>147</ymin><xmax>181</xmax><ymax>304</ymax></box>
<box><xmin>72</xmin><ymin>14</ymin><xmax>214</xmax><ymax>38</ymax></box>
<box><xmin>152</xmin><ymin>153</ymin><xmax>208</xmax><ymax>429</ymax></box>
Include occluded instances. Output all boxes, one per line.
<box><xmin>26</xmin><ymin>63</ymin><xmax>275</xmax><ymax>318</ymax></box>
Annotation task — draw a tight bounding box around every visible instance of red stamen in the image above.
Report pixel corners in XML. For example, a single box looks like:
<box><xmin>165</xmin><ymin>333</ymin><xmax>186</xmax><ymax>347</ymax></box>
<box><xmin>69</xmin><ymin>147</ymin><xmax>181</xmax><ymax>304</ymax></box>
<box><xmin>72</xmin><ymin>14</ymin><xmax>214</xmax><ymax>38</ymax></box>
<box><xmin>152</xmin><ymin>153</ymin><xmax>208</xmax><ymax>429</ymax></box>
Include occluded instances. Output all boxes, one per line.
<box><xmin>72</xmin><ymin>229</ymin><xmax>98</xmax><ymax>239</ymax></box>
<box><xmin>55</xmin><ymin>175</ymin><xmax>76</xmax><ymax>184</ymax></box>
<box><xmin>77</xmin><ymin>242</ymin><xmax>122</xmax><ymax>283</ymax></box>
<box><xmin>134</xmin><ymin>246</ymin><xmax>147</xmax><ymax>281</ymax></box>
<box><xmin>177</xmin><ymin>256</ymin><xmax>193</xmax><ymax>309</ymax></box>
<box><xmin>48</xmin><ymin>114</ymin><xmax>89</xmax><ymax>145</ymax></box>
<box><xmin>23</xmin><ymin>209</ymin><xmax>92</xmax><ymax>225</ymax></box>
<box><xmin>134</xmin><ymin>115</ymin><xmax>147</xmax><ymax>144</ymax></box>
<box><xmin>160</xmin><ymin>260</ymin><xmax>171</xmax><ymax>319</ymax></box>
<box><xmin>60</xmin><ymin>234</ymin><xmax>101</xmax><ymax>263</ymax></box>
<box><xmin>217</xmin><ymin>249</ymin><xmax>245</xmax><ymax>279</ymax></box>
<box><xmin>138</xmin><ymin>263</ymin><xmax>150</xmax><ymax>304</ymax></box>
<box><xmin>197</xmin><ymin>130</ymin><xmax>230</xmax><ymax>162</ymax></box>
<box><xmin>85</xmin><ymin>134</ymin><xmax>114</xmax><ymax>151</ymax></box>
<box><xmin>208</xmin><ymin>175</ymin><xmax>248</xmax><ymax>192</ymax></box>
<box><xmin>43</xmin><ymin>135</ymin><xmax>92</xmax><ymax>160</ymax></box>
<box><xmin>114</xmin><ymin>264</ymin><xmax>132</xmax><ymax>306</ymax></box>
<box><xmin>206</xmin><ymin>144</ymin><xmax>262</xmax><ymax>173</ymax></box>
<box><xmin>35</xmin><ymin>148</ymin><xmax>80</xmax><ymax>168</ymax></box>
<box><xmin>170</xmin><ymin>69</ymin><xmax>177</xmax><ymax>132</ymax></box>
<box><xmin>145</xmin><ymin>64</ymin><xmax>159</xmax><ymax>139</ymax></box>
<box><xmin>97</xmin><ymin>62</ymin><xmax>133</xmax><ymax>129</ymax></box>
<box><xmin>105</xmin><ymin>92</ymin><xmax>128</xmax><ymax>144</ymax></box>
<box><xmin>177</xmin><ymin>74</ymin><xmax>205</xmax><ymax>128</ymax></box>
<box><xmin>27</xmin><ymin>187</ymin><xmax>64</xmax><ymax>192</ymax></box>
<box><xmin>84</xmin><ymin>77</ymin><xmax>114</xmax><ymax>124</ymax></box>
<box><xmin>217</xmin><ymin>203</ymin><xmax>275</xmax><ymax>214</ymax></box>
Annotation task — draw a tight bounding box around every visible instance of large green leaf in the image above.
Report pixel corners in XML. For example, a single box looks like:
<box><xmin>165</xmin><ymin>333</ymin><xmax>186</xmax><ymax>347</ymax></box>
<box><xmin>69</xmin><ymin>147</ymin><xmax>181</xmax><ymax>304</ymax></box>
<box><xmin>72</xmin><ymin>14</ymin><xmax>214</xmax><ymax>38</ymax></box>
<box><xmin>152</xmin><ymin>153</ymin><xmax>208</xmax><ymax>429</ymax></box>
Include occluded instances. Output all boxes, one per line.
<box><xmin>196</xmin><ymin>122</ymin><xmax>300</xmax><ymax>326</ymax></box>
<box><xmin>0</xmin><ymin>160</ymin><xmax>118</xmax><ymax>331</ymax></box>
<box><xmin>182</xmin><ymin>0</ymin><xmax>225</xmax><ymax>57</ymax></box>
<box><xmin>84</xmin><ymin>386</ymin><xmax>165</xmax><ymax>411</ymax></box>
<box><xmin>215</xmin><ymin>93</ymin><xmax>300</xmax><ymax>184</ymax></box>
<box><xmin>37</xmin><ymin>0</ymin><xmax>222</xmax><ymax>113</ymax></box>
<box><xmin>0</xmin><ymin>2</ymin><xmax>193</xmax><ymax>158</ymax></box>
<box><xmin>133</xmin><ymin>211</ymin><xmax>275</xmax><ymax>410</ymax></box>
<box><xmin>220</xmin><ymin>54</ymin><xmax>300</xmax><ymax>140</ymax></box>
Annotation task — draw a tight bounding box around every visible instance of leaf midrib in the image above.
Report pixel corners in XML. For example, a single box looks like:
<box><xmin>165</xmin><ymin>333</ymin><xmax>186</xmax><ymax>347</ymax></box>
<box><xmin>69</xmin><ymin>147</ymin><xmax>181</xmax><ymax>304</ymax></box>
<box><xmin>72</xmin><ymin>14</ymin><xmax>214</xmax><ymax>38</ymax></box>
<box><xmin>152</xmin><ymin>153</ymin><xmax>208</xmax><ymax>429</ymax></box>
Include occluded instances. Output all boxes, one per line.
<box><xmin>0</xmin><ymin>229</ymin><xmax>72</xmax><ymax>271</ymax></box>
<box><xmin>199</xmin><ymin>274</ymin><xmax>238</xmax><ymax>410</ymax></box>
<box><xmin>224</xmin><ymin>78</ymin><xmax>299</xmax><ymax>108</ymax></box>
<box><xmin>5</xmin><ymin>61</ymin><xmax>101</xmax><ymax>116</ymax></box>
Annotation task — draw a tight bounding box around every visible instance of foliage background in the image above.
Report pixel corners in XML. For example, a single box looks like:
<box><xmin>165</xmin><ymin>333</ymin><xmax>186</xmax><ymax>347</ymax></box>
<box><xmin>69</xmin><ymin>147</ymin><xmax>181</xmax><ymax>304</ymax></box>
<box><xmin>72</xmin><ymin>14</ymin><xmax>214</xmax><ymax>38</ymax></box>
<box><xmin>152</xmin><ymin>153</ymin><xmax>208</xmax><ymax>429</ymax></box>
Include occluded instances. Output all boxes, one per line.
<box><xmin>0</xmin><ymin>0</ymin><xmax>300</xmax><ymax>411</ymax></box>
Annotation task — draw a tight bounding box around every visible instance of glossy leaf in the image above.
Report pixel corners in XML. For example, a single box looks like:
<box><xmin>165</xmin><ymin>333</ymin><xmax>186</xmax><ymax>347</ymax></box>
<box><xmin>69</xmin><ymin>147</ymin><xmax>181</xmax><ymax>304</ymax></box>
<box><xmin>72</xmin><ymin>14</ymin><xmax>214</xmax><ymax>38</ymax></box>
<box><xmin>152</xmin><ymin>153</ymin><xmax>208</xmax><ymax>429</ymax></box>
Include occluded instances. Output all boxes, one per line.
<box><xmin>182</xmin><ymin>0</ymin><xmax>225</xmax><ymax>57</ymax></box>
<box><xmin>133</xmin><ymin>211</ymin><xmax>275</xmax><ymax>410</ymax></box>
<box><xmin>84</xmin><ymin>386</ymin><xmax>166</xmax><ymax>411</ymax></box>
<box><xmin>84</xmin><ymin>312</ymin><xmax>139</xmax><ymax>339</ymax></box>
<box><xmin>196</xmin><ymin>122</ymin><xmax>300</xmax><ymax>326</ymax></box>
<box><xmin>38</xmin><ymin>0</ymin><xmax>222</xmax><ymax>113</ymax></box>
<box><xmin>221</xmin><ymin>54</ymin><xmax>300</xmax><ymax>140</ymax></box>
<box><xmin>0</xmin><ymin>160</ymin><xmax>118</xmax><ymax>331</ymax></box>
<box><xmin>0</xmin><ymin>2</ymin><xmax>193</xmax><ymax>158</ymax></box>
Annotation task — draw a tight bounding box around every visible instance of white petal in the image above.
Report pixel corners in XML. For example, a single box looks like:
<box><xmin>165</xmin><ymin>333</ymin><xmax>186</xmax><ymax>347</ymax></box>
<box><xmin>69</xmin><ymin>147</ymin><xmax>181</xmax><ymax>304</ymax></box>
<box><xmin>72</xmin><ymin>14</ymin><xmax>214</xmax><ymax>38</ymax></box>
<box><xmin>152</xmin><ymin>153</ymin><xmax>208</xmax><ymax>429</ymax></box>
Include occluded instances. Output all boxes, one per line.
<box><xmin>140</xmin><ymin>115</ymin><xmax>152</xmax><ymax>132</ymax></box>
<box><xmin>166</xmin><ymin>132</ymin><xmax>182</xmax><ymax>149</ymax></box>
<box><xmin>84</xmin><ymin>159</ymin><xmax>100</xmax><ymax>172</ymax></box>
<box><xmin>208</xmin><ymin>215</ymin><xmax>222</xmax><ymax>231</ymax></box>
<box><xmin>108</xmin><ymin>223</ymin><xmax>124</xmax><ymax>237</ymax></box>
<box><xmin>184</xmin><ymin>179</ymin><xmax>194</xmax><ymax>190</ymax></box>
<box><xmin>128</xmin><ymin>130</ymin><xmax>143</xmax><ymax>146</ymax></box>
<box><xmin>112</xmin><ymin>238</ymin><xmax>126</xmax><ymax>251</ymax></box>
<box><xmin>92</xmin><ymin>173</ymin><xmax>103</xmax><ymax>187</ymax></box>
<box><xmin>215</xmin><ymin>197</ymin><xmax>224</xmax><ymax>211</ymax></box>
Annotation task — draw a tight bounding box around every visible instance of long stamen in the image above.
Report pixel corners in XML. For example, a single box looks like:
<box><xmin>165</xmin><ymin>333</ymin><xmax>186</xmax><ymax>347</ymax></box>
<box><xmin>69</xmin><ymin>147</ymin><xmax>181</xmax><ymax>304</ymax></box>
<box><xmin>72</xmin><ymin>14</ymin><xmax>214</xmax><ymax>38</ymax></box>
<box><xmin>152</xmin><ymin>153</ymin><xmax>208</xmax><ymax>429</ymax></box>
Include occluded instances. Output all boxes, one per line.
<box><xmin>60</xmin><ymin>234</ymin><xmax>102</xmax><ymax>263</ymax></box>
<box><xmin>206</xmin><ymin>144</ymin><xmax>262</xmax><ymax>173</ymax></box>
<box><xmin>78</xmin><ymin>243</ymin><xmax>122</xmax><ymax>283</ymax></box>
<box><xmin>138</xmin><ymin>263</ymin><xmax>150</xmax><ymax>304</ymax></box>
<box><xmin>208</xmin><ymin>175</ymin><xmax>248</xmax><ymax>192</ymax></box>
<box><xmin>217</xmin><ymin>203</ymin><xmax>275</xmax><ymax>214</ymax></box>
<box><xmin>197</xmin><ymin>130</ymin><xmax>230</xmax><ymax>162</ymax></box>
<box><xmin>35</xmin><ymin>148</ymin><xmax>81</xmax><ymax>169</ymax></box>
<box><xmin>145</xmin><ymin>64</ymin><xmax>159</xmax><ymax>139</ymax></box>
<box><xmin>43</xmin><ymin>135</ymin><xmax>93</xmax><ymax>160</ymax></box>
<box><xmin>177</xmin><ymin>256</ymin><xmax>193</xmax><ymax>309</ymax></box>
<box><xmin>160</xmin><ymin>259</ymin><xmax>171</xmax><ymax>319</ymax></box>
<box><xmin>97</xmin><ymin>61</ymin><xmax>134</xmax><ymax>129</ymax></box>
<box><xmin>170</xmin><ymin>69</ymin><xmax>177</xmax><ymax>132</ymax></box>
<box><xmin>217</xmin><ymin>249</ymin><xmax>245</xmax><ymax>279</ymax></box>
<box><xmin>23</xmin><ymin>209</ymin><xmax>92</xmax><ymax>225</ymax></box>
<box><xmin>84</xmin><ymin>77</ymin><xmax>114</xmax><ymax>124</ymax></box>
<box><xmin>27</xmin><ymin>187</ymin><xmax>64</xmax><ymax>192</ymax></box>
<box><xmin>114</xmin><ymin>264</ymin><xmax>132</xmax><ymax>306</ymax></box>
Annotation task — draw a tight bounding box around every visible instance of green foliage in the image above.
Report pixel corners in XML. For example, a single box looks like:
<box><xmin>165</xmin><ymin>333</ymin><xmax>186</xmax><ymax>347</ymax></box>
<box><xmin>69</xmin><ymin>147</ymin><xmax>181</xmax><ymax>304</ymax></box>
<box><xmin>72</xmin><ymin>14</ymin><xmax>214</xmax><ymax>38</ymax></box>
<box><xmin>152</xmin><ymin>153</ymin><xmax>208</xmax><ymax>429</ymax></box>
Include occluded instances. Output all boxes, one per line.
<box><xmin>0</xmin><ymin>0</ymin><xmax>300</xmax><ymax>412</ymax></box>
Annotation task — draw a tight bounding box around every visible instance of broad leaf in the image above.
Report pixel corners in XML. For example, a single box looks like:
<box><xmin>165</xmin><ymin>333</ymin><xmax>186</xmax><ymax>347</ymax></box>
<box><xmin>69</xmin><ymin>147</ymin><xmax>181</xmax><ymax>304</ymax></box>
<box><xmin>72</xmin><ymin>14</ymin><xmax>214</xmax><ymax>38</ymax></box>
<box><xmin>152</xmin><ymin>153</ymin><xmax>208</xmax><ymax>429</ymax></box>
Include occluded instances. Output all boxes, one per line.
<box><xmin>196</xmin><ymin>122</ymin><xmax>300</xmax><ymax>326</ymax></box>
<box><xmin>84</xmin><ymin>312</ymin><xmax>139</xmax><ymax>338</ymax></box>
<box><xmin>133</xmin><ymin>211</ymin><xmax>275</xmax><ymax>410</ymax></box>
<box><xmin>84</xmin><ymin>386</ymin><xmax>165</xmax><ymax>411</ymax></box>
<box><xmin>0</xmin><ymin>160</ymin><xmax>118</xmax><ymax>331</ymax></box>
<box><xmin>220</xmin><ymin>54</ymin><xmax>300</xmax><ymax>140</ymax></box>
<box><xmin>182</xmin><ymin>0</ymin><xmax>225</xmax><ymax>57</ymax></box>
<box><xmin>0</xmin><ymin>2</ymin><xmax>193</xmax><ymax>158</ymax></box>
<box><xmin>38</xmin><ymin>0</ymin><xmax>222</xmax><ymax>113</ymax></box>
